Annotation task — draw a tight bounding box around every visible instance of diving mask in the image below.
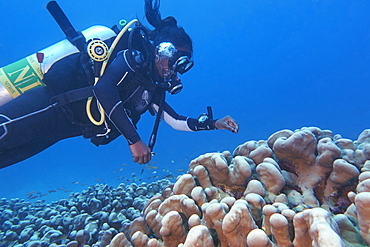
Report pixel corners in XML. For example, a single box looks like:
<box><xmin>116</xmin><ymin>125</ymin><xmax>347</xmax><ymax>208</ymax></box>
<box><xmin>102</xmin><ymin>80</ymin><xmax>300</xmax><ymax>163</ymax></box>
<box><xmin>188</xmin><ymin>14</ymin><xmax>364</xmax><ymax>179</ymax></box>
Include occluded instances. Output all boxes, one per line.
<box><xmin>172</xmin><ymin>55</ymin><xmax>194</xmax><ymax>74</ymax></box>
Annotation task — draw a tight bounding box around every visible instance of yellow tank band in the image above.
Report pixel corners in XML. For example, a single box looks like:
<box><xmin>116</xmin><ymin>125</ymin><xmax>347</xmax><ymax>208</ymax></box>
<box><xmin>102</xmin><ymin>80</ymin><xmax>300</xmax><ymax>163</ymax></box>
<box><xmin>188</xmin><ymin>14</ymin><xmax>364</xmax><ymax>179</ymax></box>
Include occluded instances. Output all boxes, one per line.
<box><xmin>0</xmin><ymin>54</ymin><xmax>45</xmax><ymax>99</ymax></box>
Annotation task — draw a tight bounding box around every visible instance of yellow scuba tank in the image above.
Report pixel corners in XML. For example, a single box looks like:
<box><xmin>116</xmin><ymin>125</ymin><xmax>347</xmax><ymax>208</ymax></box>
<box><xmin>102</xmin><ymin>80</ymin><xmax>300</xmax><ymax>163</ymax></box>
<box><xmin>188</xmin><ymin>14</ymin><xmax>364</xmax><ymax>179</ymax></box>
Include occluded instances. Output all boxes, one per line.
<box><xmin>0</xmin><ymin>25</ymin><xmax>116</xmax><ymax>107</ymax></box>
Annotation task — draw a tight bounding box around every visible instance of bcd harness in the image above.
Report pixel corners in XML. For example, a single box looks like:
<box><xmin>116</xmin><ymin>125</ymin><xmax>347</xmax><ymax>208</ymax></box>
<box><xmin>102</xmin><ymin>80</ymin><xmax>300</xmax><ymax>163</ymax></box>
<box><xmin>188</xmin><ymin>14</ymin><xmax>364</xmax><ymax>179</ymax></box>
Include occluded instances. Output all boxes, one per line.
<box><xmin>47</xmin><ymin>1</ymin><xmax>167</xmax><ymax>151</ymax></box>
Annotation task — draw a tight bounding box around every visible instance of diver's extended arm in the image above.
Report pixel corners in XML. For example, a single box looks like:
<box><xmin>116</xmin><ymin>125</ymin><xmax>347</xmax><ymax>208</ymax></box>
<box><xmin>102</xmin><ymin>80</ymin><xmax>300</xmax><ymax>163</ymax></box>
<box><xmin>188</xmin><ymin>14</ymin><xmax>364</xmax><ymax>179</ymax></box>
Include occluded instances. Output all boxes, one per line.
<box><xmin>151</xmin><ymin>102</ymin><xmax>217</xmax><ymax>131</ymax></box>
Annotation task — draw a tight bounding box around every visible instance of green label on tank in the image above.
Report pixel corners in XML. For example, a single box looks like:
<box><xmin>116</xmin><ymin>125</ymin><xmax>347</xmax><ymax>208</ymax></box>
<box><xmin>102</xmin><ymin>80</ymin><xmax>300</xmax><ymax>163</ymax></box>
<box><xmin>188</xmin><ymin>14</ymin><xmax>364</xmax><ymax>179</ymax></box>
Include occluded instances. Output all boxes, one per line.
<box><xmin>0</xmin><ymin>54</ymin><xmax>45</xmax><ymax>98</ymax></box>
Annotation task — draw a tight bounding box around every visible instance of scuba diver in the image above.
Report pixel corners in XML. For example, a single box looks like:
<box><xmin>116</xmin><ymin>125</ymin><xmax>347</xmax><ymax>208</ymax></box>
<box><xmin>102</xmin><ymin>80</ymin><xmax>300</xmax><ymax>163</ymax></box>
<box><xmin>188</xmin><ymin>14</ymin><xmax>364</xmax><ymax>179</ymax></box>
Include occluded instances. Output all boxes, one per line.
<box><xmin>0</xmin><ymin>0</ymin><xmax>239</xmax><ymax>169</ymax></box>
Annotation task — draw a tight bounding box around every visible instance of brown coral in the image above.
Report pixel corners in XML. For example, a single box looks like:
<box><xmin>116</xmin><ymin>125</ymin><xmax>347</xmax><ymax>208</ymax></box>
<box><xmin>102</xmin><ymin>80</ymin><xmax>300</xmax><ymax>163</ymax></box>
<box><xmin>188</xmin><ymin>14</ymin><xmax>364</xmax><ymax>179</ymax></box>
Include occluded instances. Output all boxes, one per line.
<box><xmin>109</xmin><ymin>127</ymin><xmax>370</xmax><ymax>247</ymax></box>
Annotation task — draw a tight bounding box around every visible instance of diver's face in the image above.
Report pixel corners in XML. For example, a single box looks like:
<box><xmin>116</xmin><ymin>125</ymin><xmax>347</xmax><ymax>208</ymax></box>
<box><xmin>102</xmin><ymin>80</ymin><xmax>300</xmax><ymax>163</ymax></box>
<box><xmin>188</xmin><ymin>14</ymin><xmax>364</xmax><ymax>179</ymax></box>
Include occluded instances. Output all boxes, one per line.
<box><xmin>155</xmin><ymin>52</ymin><xmax>171</xmax><ymax>79</ymax></box>
<box><xmin>155</xmin><ymin>45</ymin><xmax>191</xmax><ymax>80</ymax></box>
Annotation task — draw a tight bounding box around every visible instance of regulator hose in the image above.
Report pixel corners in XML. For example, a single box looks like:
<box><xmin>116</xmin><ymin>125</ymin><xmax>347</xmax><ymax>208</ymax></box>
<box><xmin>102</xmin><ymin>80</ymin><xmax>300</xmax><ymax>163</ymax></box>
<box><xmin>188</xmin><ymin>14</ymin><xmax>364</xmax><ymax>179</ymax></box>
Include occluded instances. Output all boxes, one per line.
<box><xmin>86</xmin><ymin>19</ymin><xmax>139</xmax><ymax>125</ymax></box>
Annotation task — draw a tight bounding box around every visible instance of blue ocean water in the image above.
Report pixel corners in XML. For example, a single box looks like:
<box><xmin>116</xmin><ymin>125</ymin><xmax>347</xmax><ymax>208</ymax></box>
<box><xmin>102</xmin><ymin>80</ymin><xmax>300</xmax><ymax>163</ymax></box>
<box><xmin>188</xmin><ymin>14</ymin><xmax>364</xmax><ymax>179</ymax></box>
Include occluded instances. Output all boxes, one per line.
<box><xmin>0</xmin><ymin>0</ymin><xmax>369</xmax><ymax>202</ymax></box>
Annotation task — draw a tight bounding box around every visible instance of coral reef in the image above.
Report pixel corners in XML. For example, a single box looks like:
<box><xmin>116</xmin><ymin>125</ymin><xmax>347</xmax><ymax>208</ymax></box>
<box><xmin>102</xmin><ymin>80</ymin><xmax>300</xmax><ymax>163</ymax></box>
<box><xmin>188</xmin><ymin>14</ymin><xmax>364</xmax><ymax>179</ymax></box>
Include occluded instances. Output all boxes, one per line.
<box><xmin>2</xmin><ymin>127</ymin><xmax>370</xmax><ymax>247</ymax></box>
<box><xmin>110</xmin><ymin>127</ymin><xmax>370</xmax><ymax>246</ymax></box>
<box><xmin>0</xmin><ymin>180</ymin><xmax>170</xmax><ymax>247</ymax></box>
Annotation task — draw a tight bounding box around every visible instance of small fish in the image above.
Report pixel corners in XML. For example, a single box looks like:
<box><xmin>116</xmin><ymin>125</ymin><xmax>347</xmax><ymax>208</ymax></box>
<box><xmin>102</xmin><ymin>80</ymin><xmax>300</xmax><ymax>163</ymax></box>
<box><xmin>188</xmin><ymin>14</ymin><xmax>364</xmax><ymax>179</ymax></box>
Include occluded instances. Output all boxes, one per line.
<box><xmin>40</xmin><ymin>193</ymin><xmax>48</xmax><ymax>197</ymax></box>
<box><xmin>81</xmin><ymin>183</ymin><xmax>87</xmax><ymax>186</ymax></box>
<box><xmin>131</xmin><ymin>172</ymin><xmax>136</xmax><ymax>176</ymax></box>
<box><xmin>65</xmin><ymin>190</ymin><xmax>72</xmax><ymax>192</ymax></box>
<box><xmin>178</xmin><ymin>169</ymin><xmax>184</xmax><ymax>172</ymax></box>
<box><xmin>153</xmin><ymin>175</ymin><xmax>159</xmax><ymax>178</ymax></box>
<box><xmin>29</xmin><ymin>195</ymin><xmax>38</xmax><ymax>199</ymax></box>
<box><xmin>140</xmin><ymin>169</ymin><xmax>144</xmax><ymax>174</ymax></box>
<box><xmin>119</xmin><ymin>168</ymin><xmax>124</xmax><ymax>171</ymax></box>
<box><xmin>163</xmin><ymin>175</ymin><xmax>175</xmax><ymax>180</ymax></box>
<box><xmin>148</xmin><ymin>177</ymin><xmax>152</xmax><ymax>179</ymax></box>
<box><xmin>27</xmin><ymin>191</ymin><xmax>36</xmax><ymax>196</ymax></box>
<box><xmin>48</xmin><ymin>190</ymin><xmax>56</xmax><ymax>193</ymax></box>
<box><xmin>57</xmin><ymin>187</ymin><xmax>65</xmax><ymax>190</ymax></box>
<box><xmin>95</xmin><ymin>179</ymin><xmax>101</xmax><ymax>182</ymax></box>
<box><xmin>72</xmin><ymin>181</ymin><xmax>79</xmax><ymax>184</ymax></box>
<box><xmin>122</xmin><ymin>163</ymin><xmax>128</xmax><ymax>166</ymax></box>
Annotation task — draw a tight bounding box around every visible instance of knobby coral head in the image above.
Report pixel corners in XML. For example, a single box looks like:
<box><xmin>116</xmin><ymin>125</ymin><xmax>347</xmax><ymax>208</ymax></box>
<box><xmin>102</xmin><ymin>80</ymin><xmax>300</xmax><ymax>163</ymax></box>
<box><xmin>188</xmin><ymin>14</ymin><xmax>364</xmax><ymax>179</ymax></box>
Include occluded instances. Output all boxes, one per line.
<box><xmin>108</xmin><ymin>127</ymin><xmax>370</xmax><ymax>247</ymax></box>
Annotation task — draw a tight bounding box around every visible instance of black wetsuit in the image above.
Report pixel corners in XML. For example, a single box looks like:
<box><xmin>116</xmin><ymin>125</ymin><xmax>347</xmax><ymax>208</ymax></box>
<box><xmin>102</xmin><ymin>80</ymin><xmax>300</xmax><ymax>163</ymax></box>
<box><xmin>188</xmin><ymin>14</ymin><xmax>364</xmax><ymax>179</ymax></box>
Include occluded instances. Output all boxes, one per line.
<box><xmin>0</xmin><ymin>49</ymin><xmax>216</xmax><ymax>169</ymax></box>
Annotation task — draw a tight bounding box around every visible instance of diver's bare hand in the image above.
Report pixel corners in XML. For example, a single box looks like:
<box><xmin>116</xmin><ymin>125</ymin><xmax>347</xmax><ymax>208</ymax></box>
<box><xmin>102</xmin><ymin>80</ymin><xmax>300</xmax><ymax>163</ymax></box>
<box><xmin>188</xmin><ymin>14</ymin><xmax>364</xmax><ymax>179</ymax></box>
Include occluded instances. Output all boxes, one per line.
<box><xmin>130</xmin><ymin>140</ymin><xmax>151</xmax><ymax>164</ymax></box>
<box><xmin>215</xmin><ymin>115</ymin><xmax>239</xmax><ymax>133</ymax></box>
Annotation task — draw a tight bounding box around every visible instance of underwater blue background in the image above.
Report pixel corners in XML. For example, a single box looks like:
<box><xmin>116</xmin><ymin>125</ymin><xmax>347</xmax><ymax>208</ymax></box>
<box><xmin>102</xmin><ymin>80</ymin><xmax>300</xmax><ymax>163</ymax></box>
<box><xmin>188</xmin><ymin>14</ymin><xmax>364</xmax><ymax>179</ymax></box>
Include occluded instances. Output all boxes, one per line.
<box><xmin>0</xmin><ymin>0</ymin><xmax>369</xmax><ymax>202</ymax></box>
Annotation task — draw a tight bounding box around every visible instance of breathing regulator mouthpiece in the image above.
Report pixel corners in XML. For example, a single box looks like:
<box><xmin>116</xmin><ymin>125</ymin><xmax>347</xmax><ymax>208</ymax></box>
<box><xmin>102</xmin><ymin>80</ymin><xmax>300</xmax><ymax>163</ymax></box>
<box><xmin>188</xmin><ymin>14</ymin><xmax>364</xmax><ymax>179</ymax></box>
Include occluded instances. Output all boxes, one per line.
<box><xmin>166</xmin><ymin>74</ymin><xmax>183</xmax><ymax>95</ymax></box>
